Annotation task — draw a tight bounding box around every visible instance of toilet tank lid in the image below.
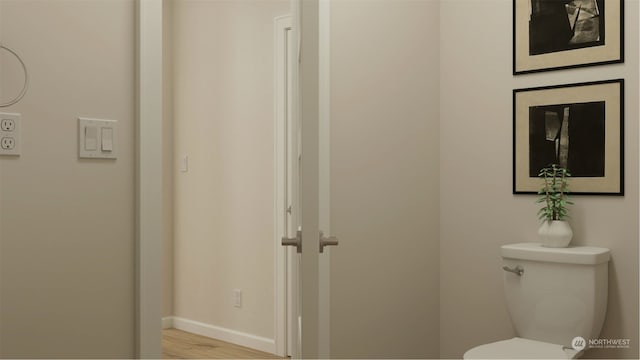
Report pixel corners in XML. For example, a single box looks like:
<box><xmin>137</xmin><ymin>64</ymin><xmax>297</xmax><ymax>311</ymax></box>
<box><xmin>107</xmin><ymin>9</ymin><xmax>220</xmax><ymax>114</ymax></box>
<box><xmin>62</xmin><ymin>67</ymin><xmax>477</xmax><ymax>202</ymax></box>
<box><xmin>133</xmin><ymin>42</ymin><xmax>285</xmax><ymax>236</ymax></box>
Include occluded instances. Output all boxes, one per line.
<box><xmin>501</xmin><ymin>242</ymin><xmax>610</xmax><ymax>265</ymax></box>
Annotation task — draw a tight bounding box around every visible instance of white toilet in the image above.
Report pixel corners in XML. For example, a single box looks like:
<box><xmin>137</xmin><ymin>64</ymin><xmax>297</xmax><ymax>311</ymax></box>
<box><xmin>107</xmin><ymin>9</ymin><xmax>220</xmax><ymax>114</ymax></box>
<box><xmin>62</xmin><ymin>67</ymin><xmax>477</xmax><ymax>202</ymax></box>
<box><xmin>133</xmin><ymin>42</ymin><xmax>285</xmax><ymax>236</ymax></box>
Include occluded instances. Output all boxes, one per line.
<box><xmin>464</xmin><ymin>242</ymin><xmax>610</xmax><ymax>359</ymax></box>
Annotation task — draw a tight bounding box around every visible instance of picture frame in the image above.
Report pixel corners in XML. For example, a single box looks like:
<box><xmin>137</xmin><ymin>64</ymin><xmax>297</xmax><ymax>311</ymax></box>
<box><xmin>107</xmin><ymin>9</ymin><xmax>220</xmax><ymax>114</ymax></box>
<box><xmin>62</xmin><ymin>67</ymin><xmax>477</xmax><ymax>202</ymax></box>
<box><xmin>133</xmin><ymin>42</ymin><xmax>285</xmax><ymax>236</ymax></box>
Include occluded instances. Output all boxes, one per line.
<box><xmin>513</xmin><ymin>0</ymin><xmax>624</xmax><ymax>75</ymax></box>
<box><xmin>513</xmin><ymin>79</ymin><xmax>624</xmax><ymax>195</ymax></box>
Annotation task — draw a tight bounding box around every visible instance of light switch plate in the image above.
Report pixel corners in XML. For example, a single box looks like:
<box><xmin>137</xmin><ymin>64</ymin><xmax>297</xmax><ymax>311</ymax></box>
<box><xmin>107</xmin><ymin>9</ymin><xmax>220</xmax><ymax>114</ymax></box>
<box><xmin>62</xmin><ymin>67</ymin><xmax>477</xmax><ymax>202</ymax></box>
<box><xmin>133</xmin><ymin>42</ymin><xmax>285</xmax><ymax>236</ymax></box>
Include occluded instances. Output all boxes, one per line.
<box><xmin>0</xmin><ymin>113</ymin><xmax>21</xmax><ymax>156</ymax></box>
<box><xmin>180</xmin><ymin>155</ymin><xmax>188</xmax><ymax>172</ymax></box>
<box><xmin>79</xmin><ymin>118</ymin><xmax>117</xmax><ymax>159</ymax></box>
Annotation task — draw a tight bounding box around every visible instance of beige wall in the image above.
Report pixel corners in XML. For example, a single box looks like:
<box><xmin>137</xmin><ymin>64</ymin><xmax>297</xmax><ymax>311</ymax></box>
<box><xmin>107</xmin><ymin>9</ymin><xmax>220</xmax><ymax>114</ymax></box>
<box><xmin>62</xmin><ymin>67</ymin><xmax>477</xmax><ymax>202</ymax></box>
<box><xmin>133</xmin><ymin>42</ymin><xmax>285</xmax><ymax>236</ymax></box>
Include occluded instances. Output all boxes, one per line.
<box><xmin>172</xmin><ymin>0</ymin><xmax>289</xmax><ymax>340</ymax></box>
<box><xmin>0</xmin><ymin>0</ymin><xmax>136</xmax><ymax>357</ymax></box>
<box><xmin>329</xmin><ymin>0</ymin><xmax>441</xmax><ymax>357</ymax></box>
<box><xmin>440</xmin><ymin>0</ymin><xmax>639</xmax><ymax>359</ymax></box>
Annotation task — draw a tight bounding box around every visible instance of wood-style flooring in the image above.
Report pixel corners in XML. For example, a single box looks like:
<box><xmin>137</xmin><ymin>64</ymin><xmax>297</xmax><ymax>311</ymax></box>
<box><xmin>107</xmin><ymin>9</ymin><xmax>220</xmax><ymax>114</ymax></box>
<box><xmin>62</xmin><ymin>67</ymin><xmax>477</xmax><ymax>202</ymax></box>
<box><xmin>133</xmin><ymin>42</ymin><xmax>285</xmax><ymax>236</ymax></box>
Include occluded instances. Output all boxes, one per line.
<box><xmin>162</xmin><ymin>328</ymin><xmax>282</xmax><ymax>359</ymax></box>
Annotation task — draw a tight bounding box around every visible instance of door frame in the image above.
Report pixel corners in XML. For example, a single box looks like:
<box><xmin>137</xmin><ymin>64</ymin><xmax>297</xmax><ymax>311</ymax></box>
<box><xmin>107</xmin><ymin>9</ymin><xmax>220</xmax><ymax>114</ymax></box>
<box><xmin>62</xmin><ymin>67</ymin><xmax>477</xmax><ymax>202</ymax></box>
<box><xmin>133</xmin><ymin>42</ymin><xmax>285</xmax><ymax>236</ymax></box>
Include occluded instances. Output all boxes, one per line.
<box><xmin>134</xmin><ymin>0</ymin><xmax>331</xmax><ymax>358</ymax></box>
<box><xmin>136</xmin><ymin>0</ymin><xmax>163</xmax><ymax>358</ymax></box>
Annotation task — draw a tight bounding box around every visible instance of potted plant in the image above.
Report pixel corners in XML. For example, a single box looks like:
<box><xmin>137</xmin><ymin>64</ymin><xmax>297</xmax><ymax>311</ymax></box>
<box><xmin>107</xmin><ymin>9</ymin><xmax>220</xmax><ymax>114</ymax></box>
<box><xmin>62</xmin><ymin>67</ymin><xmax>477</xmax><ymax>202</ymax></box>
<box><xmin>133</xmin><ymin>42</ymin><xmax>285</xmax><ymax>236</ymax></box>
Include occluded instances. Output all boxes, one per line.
<box><xmin>536</xmin><ymin>163</ymin><xmax>574</xmax><ymax>247</ymax></box>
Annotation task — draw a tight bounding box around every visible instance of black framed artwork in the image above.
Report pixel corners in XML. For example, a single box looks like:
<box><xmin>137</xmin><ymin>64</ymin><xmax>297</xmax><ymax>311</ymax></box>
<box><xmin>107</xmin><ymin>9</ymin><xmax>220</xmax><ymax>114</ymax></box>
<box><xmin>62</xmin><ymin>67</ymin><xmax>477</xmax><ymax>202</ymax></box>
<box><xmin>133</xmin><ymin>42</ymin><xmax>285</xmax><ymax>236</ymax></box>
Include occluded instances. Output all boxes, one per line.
<box><xmin>513</xmin><ymin>0</ymin><xmax>624</xmax><ymax>75</ymax></box>
<box><xmin>513</xmin><ymin>79</ymin><xmax>624</xmax><ymax>195</ymax></box>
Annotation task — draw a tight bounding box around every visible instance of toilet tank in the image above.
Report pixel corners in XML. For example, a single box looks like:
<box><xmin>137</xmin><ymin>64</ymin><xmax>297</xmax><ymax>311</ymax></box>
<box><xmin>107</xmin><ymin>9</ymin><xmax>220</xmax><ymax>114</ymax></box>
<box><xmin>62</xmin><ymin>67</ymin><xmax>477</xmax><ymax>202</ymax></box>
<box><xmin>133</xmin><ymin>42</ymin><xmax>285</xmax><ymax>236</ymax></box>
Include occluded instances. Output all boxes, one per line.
<box><xmin>501</xmin><ymin>242</ymin><xmax>610</xmax><ymax>347</ymax></box>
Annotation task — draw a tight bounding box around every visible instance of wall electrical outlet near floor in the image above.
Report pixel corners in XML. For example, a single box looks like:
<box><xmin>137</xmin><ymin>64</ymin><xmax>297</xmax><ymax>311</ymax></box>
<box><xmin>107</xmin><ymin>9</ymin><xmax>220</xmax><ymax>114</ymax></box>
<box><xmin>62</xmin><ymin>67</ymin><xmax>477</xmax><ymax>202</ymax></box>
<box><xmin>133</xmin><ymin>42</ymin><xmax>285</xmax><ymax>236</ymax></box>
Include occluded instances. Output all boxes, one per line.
<box><xmin>0</xmin><ymin>113</ymin><xmax>21</xmax><ymax>156</ymax></box>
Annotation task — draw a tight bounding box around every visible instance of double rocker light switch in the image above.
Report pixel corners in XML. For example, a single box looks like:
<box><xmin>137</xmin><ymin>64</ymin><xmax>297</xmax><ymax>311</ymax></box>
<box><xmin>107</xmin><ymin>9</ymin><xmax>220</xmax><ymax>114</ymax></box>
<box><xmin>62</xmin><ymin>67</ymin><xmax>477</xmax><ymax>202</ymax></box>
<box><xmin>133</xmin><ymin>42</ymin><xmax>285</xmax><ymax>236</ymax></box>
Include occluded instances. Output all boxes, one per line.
<box><xmin>79</xmin><ymin>118</ymin><xmax>117</xmax><ymax>159</ymax></box>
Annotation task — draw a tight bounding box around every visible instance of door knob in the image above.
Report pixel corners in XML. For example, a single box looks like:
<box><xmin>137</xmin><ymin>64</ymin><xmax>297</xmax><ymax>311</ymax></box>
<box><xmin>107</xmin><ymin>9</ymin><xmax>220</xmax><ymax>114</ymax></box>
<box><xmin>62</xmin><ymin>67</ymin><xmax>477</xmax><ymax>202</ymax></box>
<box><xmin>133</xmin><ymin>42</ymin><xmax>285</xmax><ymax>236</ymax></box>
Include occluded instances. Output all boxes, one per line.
<box><xmin>319</xmin><ymin>231</ymin><xmax>338</xmax><ymax>253</ymax></box>
<box><xmin>282</xmin><ymin>229</ymin><xmax>302</xmax><ymax>253</ymax></box>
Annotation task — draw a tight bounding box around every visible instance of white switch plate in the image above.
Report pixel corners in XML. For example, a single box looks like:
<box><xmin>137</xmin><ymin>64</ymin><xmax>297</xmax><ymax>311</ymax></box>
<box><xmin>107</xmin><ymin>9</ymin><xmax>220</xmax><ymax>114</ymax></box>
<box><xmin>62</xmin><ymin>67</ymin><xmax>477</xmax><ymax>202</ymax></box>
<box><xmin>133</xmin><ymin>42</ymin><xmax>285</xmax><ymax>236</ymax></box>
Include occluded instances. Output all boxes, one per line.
<box><xmin>0</xmin><ymin>113</ymin><xmax>21</xmax><ymax>156</ymax></box>
<box><xmin>180</xmin><ymin>155</ymin><xmax>188</xmax><ymax>172</ymax></box>
<box><xmin>79</xmin><ymin>118</ymin><xmax>117</xmax><ymax>159</ymax></box>
<box><xmin>233</xmin><ymin>289</ymin><xmax>242</xmax><ymax>308</ymax></box>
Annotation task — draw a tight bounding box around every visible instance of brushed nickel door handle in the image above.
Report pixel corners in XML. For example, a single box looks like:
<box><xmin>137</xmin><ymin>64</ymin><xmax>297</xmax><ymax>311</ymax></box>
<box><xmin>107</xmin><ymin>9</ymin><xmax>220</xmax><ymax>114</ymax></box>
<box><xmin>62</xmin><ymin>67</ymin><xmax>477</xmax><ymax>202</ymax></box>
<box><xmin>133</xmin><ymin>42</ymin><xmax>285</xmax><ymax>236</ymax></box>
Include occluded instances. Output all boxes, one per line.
<box><xmin>282</xmin><ymin>230</ymin><xmax>302</xmax><ymax>253</ymax></box>
<box><xmin>319</xmin><ymin>231</ymin><xmax>338</xmax><ymax>253</ymax></box>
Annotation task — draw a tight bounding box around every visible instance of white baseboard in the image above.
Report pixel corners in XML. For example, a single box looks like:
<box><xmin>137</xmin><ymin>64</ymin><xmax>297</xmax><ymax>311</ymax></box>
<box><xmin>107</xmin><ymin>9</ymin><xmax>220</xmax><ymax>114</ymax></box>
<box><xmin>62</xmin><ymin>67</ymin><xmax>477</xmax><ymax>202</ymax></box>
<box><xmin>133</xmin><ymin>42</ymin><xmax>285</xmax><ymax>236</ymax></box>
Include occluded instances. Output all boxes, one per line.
<box><xmin>170</xmin><ymin>316</ymin><xmax>276</xmax><ymax>355</ymax></box>
<box><xmin>162</xmin><ymin>316</ymin><xmax>174</xmax><ymax>329</ymax></box>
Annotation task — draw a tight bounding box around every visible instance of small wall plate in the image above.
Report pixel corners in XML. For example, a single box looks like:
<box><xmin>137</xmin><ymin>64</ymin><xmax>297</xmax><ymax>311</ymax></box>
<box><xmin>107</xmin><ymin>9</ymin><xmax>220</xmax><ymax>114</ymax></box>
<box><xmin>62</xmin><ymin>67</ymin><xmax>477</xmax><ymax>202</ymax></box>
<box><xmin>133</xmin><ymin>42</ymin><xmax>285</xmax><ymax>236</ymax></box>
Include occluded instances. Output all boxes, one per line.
<box><xmin>79</xmin><ymin>117</ymin><xmax>118</xmax><ymax>159</ymax></box>
<box><xmin>0</xmin><ymin>112</ymin><xmax>21</xmax><ymax>156</ymax></box>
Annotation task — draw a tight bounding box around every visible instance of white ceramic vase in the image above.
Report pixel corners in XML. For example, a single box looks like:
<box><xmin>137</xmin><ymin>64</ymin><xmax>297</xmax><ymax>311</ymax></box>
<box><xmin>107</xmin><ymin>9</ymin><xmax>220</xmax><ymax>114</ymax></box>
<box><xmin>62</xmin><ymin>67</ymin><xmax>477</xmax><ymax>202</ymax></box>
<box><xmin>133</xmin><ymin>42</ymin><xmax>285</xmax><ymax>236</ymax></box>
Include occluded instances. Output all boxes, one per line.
<box><xmin>538</xmin><ymin>220</ymin><xmax>573</xmax><ymax>248</ymax></box>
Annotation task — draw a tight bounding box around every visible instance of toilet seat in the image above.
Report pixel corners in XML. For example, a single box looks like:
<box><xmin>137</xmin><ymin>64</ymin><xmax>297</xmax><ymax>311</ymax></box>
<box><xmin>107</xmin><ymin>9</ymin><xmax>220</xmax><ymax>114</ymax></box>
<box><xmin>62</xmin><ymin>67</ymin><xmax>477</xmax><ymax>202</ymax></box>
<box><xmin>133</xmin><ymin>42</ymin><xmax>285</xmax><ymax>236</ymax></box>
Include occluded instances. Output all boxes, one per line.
<box><xmin>463</xmin><ymin>337</ymin><xmax>581</xmax><ymax>359</ymax></box>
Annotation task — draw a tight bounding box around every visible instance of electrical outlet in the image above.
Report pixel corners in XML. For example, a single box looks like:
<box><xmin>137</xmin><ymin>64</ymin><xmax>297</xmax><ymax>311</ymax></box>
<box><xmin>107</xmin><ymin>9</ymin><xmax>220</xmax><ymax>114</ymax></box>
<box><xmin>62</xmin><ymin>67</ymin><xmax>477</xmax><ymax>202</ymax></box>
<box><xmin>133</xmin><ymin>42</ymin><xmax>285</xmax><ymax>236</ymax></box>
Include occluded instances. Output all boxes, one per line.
<box><xmin>1</xmin><ymin>119</ymin><xmax>15</xmax><ymax>131</ymax></box>
<box><xmin>233</xmin><ymin>289</ymin><xmax>242</xmax><ymax>308</ymax></box>
<box><xmin>2</xmin><ymin>137</ymin><xmax>15</xmax><ymax>150</ymax></box>
<box><xmin>0</xmin><ymin>113</ymin><xmax>20</xmax><ymax>156</ymax></box>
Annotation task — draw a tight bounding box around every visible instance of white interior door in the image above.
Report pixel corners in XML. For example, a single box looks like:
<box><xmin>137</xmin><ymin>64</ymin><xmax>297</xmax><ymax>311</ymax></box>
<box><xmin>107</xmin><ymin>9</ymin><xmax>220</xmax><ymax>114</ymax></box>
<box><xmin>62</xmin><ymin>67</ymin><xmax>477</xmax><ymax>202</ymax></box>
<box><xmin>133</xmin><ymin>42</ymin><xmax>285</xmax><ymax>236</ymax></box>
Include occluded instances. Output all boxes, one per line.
<box><xmin>285</xmin><ymin>23</ymin><xmax>301</xmax><ymax>358</ymax></box>
<box><xmin>297</xmin><ymin>0</ymin><xmax>324</xmax><ymax>357</ymax></box>
<box><xmin>280</xmin><ymin>0</ymin><xmax>321</xmax><ymax>357</ymax></box>
<box><xmin>279</xmin><ymin>1</ymin><xmax>326</xmax><ymax>357</ymax></box>
<box><xmin>279</xmin><ymin>0</ymin><xmax>308</xmax><ymax>355</ymax></box>
<box><xmin>275</xmin><ymin>13</ymin><xmax>298</xmax><ymax>358</ymax></box>
<box><xmin>296</xmin><ymin>1</ymin><xmax>439</xmax><ymax>358</ymax></box>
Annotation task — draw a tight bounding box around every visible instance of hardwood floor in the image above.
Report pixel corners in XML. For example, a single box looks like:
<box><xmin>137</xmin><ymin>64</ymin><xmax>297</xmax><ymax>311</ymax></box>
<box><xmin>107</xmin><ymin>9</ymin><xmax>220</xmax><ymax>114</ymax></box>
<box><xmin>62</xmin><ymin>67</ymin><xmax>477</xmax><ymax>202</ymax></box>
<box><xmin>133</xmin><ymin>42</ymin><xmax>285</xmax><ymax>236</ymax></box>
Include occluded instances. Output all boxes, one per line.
<box><xmin>162</xmin><ymin>328</ymin><xmax>282</xmax><ymax>359</ymax></box>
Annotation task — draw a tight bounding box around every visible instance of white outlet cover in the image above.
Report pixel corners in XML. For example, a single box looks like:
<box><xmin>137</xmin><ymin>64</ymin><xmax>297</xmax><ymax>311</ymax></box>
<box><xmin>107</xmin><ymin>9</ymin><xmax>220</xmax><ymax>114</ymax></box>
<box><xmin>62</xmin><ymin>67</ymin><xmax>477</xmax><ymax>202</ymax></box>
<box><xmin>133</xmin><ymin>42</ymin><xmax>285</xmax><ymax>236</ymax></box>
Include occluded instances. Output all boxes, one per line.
<box><xmin>0</xmin><ymin>112</ymin><xmax>21</xmax><ymax>156</ymax></box>
<box><xmin>79</xmin><ymin>118</ymin><xmax>117</xmax><ymax>159</ymax></box>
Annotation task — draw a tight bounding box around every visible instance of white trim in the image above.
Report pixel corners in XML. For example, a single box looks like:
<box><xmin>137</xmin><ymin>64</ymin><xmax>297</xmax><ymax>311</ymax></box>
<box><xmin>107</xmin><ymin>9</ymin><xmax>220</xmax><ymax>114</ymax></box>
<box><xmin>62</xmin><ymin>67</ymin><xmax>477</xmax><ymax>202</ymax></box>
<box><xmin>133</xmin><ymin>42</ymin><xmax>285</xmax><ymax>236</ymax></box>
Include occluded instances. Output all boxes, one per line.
<box><xmin>274</xmin><ymin>14</ymin><xmax>292</xmax><ymax>358</ymax></box>
<box><xmin>172</xmin><ymin>317</ymin><xmax>276</xmax><ymax>355</ymax></box>
<box><xmin>162</xmin><ymin>317</ymin><xmax>174</xmax><ymax>330</ymax></box>
<box><xmin>136</xmin><ymin>0</ymin><xmax>163</xmax><ymax>358</ymax></box>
